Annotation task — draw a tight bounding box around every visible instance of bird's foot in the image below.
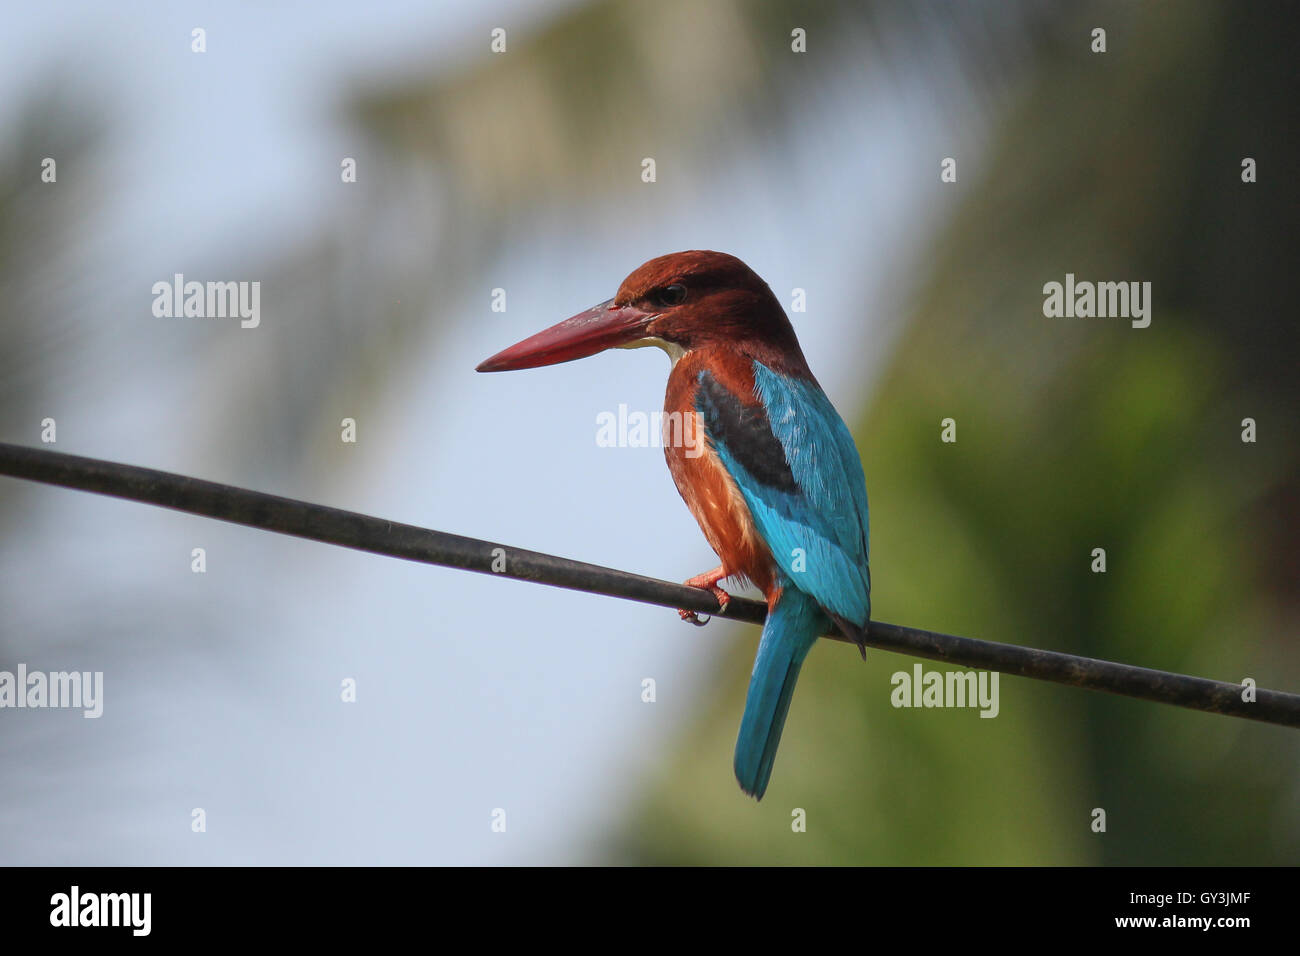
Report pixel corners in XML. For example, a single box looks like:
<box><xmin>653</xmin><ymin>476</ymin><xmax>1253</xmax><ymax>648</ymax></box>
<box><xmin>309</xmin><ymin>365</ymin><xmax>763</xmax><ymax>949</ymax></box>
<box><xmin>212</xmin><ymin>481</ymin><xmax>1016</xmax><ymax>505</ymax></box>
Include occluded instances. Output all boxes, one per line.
<box><xmin>678</xmin><ymin>567</ymin><xmax>732</xmax><ymax>626</ymax></box>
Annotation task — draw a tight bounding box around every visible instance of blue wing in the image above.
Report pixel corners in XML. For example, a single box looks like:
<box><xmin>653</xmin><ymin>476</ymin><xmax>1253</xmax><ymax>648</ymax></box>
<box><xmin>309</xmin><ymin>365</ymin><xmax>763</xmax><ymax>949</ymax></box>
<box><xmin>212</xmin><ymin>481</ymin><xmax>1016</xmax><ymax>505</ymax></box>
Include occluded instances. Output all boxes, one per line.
<box><xmin>695</xmin><ymin>361</ymin><xmax>871</xmax><ymax>629</ymax></box>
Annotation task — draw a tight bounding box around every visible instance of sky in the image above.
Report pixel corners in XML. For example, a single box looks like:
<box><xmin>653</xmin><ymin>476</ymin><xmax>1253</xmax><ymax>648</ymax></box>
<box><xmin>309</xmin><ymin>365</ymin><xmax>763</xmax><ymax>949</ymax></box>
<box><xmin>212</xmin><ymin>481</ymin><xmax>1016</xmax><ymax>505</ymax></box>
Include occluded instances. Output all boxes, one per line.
<box><xmin>0</xmin><ymin>1</ymin><xmax>982</xmax><ymax>862</ymax></box>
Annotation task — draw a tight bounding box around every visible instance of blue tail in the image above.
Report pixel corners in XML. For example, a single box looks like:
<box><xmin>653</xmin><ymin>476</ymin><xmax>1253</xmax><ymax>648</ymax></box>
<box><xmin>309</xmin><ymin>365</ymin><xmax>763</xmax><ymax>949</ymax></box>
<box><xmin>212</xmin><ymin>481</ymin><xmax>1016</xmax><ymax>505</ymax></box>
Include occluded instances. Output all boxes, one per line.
<box><xmin>734</xmin><ymin>587</ymin><xmax>825</xmax><ymax>800</ymax></box>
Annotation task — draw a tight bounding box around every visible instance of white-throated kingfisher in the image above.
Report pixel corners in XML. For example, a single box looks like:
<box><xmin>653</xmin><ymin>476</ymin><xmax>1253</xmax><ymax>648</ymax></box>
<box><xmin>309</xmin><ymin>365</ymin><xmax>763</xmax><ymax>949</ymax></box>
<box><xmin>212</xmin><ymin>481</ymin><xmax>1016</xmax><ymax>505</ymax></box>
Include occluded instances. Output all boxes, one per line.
<box><xmin>477</xmin><ymin>251</ymin><xmax>870</xmax><ymax>800</ymax></box>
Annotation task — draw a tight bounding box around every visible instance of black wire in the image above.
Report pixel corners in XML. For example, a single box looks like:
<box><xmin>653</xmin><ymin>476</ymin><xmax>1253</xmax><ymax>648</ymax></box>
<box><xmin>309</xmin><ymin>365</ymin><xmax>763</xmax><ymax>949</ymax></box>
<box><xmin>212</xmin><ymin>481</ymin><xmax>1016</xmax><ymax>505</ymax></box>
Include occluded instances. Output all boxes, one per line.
<box><xmin>2</xmin><ymin>441</ymin><xmax>1296</xmax><ymax>728</ymax></box>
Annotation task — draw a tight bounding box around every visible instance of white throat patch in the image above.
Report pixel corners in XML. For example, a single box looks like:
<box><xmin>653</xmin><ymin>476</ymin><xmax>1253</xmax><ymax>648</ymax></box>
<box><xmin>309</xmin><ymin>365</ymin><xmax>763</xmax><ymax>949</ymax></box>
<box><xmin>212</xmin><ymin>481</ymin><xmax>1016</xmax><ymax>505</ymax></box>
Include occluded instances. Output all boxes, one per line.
<box><xmin>621</xmin><ymin>335</ymin><xmax>687</xmax><ymax>368</ymax></box>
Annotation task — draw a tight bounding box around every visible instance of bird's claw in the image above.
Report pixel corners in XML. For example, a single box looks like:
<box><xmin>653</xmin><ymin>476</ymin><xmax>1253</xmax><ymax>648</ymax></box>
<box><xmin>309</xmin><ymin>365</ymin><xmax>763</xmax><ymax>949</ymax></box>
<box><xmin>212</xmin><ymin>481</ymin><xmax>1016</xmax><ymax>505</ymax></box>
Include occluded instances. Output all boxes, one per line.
<box><xmin>710</xmin><ymin>587</ymin><xmax>732</xmax><ymax>614</ymax></box>
<box><xmin>678</xmin><ymin>578</ymin><xmax>731</xmax><ymax>627</ymax></box>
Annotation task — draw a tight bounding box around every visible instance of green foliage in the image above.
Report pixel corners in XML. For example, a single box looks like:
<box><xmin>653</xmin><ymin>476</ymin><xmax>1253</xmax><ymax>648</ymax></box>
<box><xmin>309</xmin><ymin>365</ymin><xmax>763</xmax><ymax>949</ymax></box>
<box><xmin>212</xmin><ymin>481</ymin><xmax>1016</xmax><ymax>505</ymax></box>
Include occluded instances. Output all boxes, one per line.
<box><xmin>615</xmin><ymin>0</ymin><xmax>1299</xmax><ymax>864</ymax></box>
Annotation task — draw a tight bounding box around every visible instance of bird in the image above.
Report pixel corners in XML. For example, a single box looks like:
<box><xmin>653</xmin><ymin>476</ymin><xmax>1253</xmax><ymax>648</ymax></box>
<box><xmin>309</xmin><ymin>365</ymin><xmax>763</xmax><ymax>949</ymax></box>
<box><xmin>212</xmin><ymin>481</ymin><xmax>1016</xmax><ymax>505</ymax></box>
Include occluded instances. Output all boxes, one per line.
<box><xmin>476</xmin><ymin>250</ymin><xmax>870</xmax><ymax>800</ymax></box>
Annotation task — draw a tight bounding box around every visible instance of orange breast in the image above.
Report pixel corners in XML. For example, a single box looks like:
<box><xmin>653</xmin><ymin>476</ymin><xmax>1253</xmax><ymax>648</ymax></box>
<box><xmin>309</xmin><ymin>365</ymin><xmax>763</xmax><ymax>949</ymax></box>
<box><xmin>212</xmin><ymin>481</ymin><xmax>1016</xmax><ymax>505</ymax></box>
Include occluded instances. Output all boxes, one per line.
<box><xmin>663</xmin><ymin>349</ymin><xmax>778</xmax><ymax>600</ymax></box>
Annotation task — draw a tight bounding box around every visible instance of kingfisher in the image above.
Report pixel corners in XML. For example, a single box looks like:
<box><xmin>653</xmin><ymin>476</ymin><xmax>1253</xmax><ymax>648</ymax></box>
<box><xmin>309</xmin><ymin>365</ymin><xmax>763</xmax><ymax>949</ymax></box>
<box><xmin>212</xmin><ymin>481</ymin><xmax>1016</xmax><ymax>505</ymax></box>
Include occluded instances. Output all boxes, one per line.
<box><xmin>477</xmin><ymin>251</ymin><xmax>870</xmax><ymax>800</ymax></box>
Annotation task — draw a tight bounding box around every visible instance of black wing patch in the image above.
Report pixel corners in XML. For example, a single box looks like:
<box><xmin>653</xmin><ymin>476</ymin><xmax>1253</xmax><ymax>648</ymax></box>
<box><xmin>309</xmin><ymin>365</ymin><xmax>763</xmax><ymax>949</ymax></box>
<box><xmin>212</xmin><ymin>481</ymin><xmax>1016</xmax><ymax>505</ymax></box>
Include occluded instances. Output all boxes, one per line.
<box><xmin>694</xmin><ymin>370</ymin><xmax>799</xmax><ymax>494</ymax></box>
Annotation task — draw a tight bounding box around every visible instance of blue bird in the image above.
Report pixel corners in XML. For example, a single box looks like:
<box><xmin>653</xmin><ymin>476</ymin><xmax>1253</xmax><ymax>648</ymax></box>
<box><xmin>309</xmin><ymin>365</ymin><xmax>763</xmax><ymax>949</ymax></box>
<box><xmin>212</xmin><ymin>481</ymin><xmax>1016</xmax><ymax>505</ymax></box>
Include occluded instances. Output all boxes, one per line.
<box><xmin>477</xmin><ymin>251</ymin><xmax>870</xmax><ymax>799</ymax></box>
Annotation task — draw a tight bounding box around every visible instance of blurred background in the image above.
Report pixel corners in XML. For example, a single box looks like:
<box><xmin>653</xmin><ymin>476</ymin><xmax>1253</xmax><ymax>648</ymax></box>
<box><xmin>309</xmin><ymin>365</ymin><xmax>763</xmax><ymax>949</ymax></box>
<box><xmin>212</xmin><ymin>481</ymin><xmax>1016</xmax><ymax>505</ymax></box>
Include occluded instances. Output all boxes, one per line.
<box><xmin>1</xmin><ymin>0</ymin><xmax>1296</xmax><ymax>864</ymax></box>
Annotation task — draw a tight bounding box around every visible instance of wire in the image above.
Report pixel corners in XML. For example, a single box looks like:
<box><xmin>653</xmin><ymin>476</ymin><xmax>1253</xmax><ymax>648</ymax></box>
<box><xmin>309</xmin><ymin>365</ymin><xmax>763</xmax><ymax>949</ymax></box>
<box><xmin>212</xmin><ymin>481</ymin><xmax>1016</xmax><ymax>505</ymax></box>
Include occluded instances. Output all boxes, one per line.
<box><xmin>1</xmin><ymin>441</ymin><xmax>1296</xmax><ymax>727</ymax></box>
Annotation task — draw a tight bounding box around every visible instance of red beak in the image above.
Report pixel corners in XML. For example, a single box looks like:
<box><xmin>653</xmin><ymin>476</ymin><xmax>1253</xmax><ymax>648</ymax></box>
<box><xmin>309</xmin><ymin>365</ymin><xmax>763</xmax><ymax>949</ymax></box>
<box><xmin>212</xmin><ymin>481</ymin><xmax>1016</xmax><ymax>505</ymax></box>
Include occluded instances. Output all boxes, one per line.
<box><xmin>476</xmin><ymin>299</ymin><xmax>656</xmax><ymax>372</ymax></box>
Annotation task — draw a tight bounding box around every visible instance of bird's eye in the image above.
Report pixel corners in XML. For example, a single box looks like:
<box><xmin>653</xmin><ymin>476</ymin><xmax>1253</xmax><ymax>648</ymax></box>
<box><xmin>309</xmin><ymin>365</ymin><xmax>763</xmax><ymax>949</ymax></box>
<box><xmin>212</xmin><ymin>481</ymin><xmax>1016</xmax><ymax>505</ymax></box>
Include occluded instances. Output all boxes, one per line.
<box><xmin>656</xmin><ymin>284</ymin><xmax>687</xmax><ymax>308</ymax></box>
